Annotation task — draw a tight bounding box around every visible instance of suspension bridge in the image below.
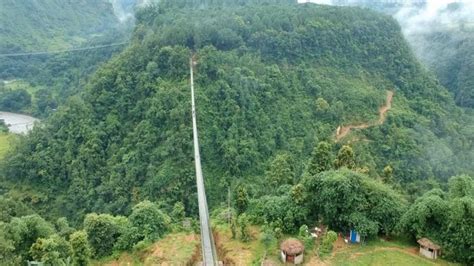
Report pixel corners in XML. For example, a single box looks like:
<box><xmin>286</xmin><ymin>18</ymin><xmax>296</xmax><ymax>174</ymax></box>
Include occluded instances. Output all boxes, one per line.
<box><xmin>190</xmin><ymin>56</ymin><xmax>219</xmax><ymax>265</ymax></box>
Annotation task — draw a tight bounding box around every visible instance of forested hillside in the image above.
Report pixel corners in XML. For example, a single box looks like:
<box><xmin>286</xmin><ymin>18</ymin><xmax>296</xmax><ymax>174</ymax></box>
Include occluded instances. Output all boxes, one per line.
<box><xmin>407</xmin><ymin>25</ymin><xmax>474</xmax><ymax>108</ymax></box>
<box><xmin>397</xmin><ymin>2</ymin><xmax>474</xmax><ymax>109</ymax></box>
<box><xmin>0</xmin><ymin>0</ymin><xmax>120</xmax><ymax>53</ymax></box>
<box><xmin>1</xmin><ymin>0</ymin><xmax>473</xmax><ymax>264</ymax></box>
<box><xmin>3</xmin><ymin>0</ymin><xmax>472</xmax><ymax>218</ymax></box>
<box><xmin>0</xmin><ymin>0</ymin><xmax>131</xmax><ymax>117</ymax></box>
<box><xmin>310</xmin><ymin>1</ymin><xmax>474</xmax><ymax>109</ymax></box>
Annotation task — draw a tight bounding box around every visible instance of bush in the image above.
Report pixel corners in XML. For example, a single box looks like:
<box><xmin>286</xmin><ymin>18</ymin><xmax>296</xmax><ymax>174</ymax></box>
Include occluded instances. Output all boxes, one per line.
<box><xmin>238</xmin><ymin>213</ymin><xmax>251</xmax><ymax>242</ymax></box>
<box><xmin>260</xmin><ymin>224</ymin><xmax>276</xmax><ymax>250</ymax></box>
<box><xmin>30</xmin><ymin>234</ymin><xmax>71</xmax><ymax>265</ymax></box>
<box><xmin>69</xmin><ymin>230</ymin><xmax>91</xmax><ymax>266</ymax></box>
<box><xmin>298</xmin><ymin>224</ymin><xmax>314</xmax><ymax>251</ymax></box>
<box><xmin>319</xmin><ymin>230</ymin><xmax>337</xmax><ymax>257</ymax></box>
<box><xmin>128</xmin><ymin>200</ymin><xmax>170</xmax><ymax>241</ymax></box>
<box><xmin>83</xmin><ymin>213</ymin><xmax>127</xmax><ymax>258</ymax></box>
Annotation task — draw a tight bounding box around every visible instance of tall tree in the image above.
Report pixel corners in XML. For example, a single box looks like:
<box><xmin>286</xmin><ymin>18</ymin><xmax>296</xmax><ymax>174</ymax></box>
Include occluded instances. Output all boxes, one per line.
<box><xmin>307</xmin><ymin>141</ymin><xmax>332</xmax><ymax>176</ymax></box>
<box><xmin>70</xmin><ymin>231</ymin><xmax>91</xmax><ymax>266</ymax></box>
<box><xmin>235</xmin><ymin>185</ymin><xmax>249</xmax><ymax>215</ymax></box>
<box><xmin>303</xmin><ymin>169</ymin><xmax>405</xmax><ymax>238</ymax></box>
<box><xmin>83</xmin><ymin>213</ymin><xmax>127</xmax><ymax>258</ymax></box>
<box><xmin>128</xmin><ymin>200</ymin><xmax>170</xmax><ymax>241</ymax></box>
<box><xmin>334</xmin><ymin>145</ymin><xmax>355</xmax><ymax>169</ymax></box>
<box><xmin>30</xmin><ymin>234</ymin><xmax>71</xmax><ymax>265</ymax></box>
<box><xmin>266</xmin><ymin>153</ymin><xmax>295</xmax><ymax>187</ymax></box>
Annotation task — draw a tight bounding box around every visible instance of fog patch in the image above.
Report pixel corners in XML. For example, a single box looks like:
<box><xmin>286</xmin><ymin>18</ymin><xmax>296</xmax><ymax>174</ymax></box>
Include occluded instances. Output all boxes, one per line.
<box><xmin>110</xmin><ymin>0</ymin><xmax>133</xmax><ymax>22</ymax></box>
<box><xmin>110</xmin><ymin>0</ymin><xmax>162</xmax><ymax>22</ymax></box>
<box><xmin>298</xmin><ymin>0</ymin><xmax>333</xmax><ymax>4</ymax></box>
<box><xmin>394</xmin><ymin>1</ymin><xmax>474</xmax><ymax>62</ymax></box>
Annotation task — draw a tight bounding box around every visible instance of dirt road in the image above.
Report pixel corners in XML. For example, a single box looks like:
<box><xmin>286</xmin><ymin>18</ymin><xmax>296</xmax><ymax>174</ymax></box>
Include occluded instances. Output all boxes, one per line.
<box><xmin>335</xmin><ymin>91</ymin><xmax>394</xmax><ymax>141</ymax></box>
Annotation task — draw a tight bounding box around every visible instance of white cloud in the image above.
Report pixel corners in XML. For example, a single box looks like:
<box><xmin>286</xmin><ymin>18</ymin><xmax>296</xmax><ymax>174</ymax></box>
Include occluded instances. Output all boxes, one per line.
<box><xmin>109</xmin><ymin>0</ymin><xmax>134</xmax><ymax>23</ymax></box>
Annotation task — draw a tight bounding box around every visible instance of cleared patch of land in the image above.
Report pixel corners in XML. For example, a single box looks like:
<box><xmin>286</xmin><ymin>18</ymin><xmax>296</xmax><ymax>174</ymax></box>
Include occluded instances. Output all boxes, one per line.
<box><xmin>328</xmin><ymin>239</ymin><xmax>459</xmax><ymax>266</ymax></box>
<box><xmin>98</xmin><ymin>229</ymin><xmax>460</xmax><ymax>266</ymax></box>
<box><xmin>214</xmin><ymin>225</ymin><xmax>267</xmax><ymax>265</ymax></box>
<box><xmin>145</xmin><ymin>232</ymin><xmax>199</xmax><ymax>265</ymax></box>
<box><xmin>94</xmin><ymin>232</ymin><xmax>199</xmax><ymax>266</ymax></box>
<box><xmin>3</xmin><ymin>80</ymin><xmax>42</xmax><ymax>95</ymax></box>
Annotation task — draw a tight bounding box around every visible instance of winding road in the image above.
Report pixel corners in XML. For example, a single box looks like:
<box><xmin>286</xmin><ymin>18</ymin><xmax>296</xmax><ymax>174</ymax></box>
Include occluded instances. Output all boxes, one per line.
<box><xmin>335</xmin><ymin>90</ymin><xmax>394</xmax><ymax>141</ymax></box>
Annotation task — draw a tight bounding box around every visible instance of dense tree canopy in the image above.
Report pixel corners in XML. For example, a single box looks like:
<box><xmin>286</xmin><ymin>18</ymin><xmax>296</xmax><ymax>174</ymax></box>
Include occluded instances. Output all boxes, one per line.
<box><xmin>398</xmin><ymin>175</ymin><xmax>474</xmax><ymax>264</ymax></box>
<box><xmin>0</xmin><ymin>0</ymin><xmax>120</xmax><ymax>53</ymax></box>
<box><xmin>1</xmin><ymin>0</ymin><xmax>472</xmax><ymax>228</ymax></box>
<box><xmin>0</xmin><ymin>1</ymin><xmax>473</xmax><ymax>264</ymax></box>
<box><xmin>303</xmin><ymin>169</ymin><xmax>406</xmax><ymax>238</ymax></box>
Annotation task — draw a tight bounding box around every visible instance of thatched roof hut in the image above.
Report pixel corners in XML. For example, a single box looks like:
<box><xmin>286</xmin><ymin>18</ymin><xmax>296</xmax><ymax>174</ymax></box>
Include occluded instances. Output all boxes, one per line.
<box><xmin>417</xmin><ymin>238</ymin><xmax>441</xmax><ymax>250</ymax></box>
<box><xmin>280</xmin><ymin>238</ymin><xmax>304</xmax><ymax>264</ymax></box>
<box><xmin>280</xmin><ymin>238</ymin><xmax>304</xmax><ymax>255</ymax></box>
<box><xmin>417</xmin><ymin>238</ymin><xmax>441</xmax><ymax>259</ymax></box>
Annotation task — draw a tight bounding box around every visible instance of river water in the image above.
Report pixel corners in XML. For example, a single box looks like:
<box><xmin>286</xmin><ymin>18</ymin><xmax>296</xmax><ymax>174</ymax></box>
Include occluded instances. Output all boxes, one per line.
<box><xmin>0</xmin><ymin>112</ymin><xmax>39</xmax><ymax>134</ymax></box>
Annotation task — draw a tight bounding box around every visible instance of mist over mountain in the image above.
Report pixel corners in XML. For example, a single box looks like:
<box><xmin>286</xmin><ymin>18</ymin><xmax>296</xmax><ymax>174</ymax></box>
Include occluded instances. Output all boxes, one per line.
<box><xmin>109</xmin><ymin>0</ymin><xmax>138</xmax><ymax>22</ymax></box>
<box><xmin>301</xmin><ymin>0</ymin><xmax>474</xmax><ymax>108</ymax></box>
<box><xmin>109</xmin><ymin>0</ymin><xmax>158</xmax><ymax>23</ymax></box>
<box><xmin>396</xmin><ymin>1</ymin><xmax>474</xmax><ymax>107</ymax></box>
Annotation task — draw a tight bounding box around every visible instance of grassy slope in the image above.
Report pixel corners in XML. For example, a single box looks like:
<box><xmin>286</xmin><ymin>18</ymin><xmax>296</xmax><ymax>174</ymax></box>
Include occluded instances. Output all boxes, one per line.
<box><xmin>329</xmin><ymin>239</ymin><xmax>458</xmax><ymax>266</ymax></box>
<box><xmin>94</xmin><ymin>226</ymin><xmax>268</xmax><ymax>266</ymax></box>
<box><xmin>214</xmin><ymin>225</ymin><xmax>267</xmax><ymax>265</ymax></box>
<box><xmin>92</xmin><ymin>232</ymin><xmax>200</xmax><ymax>266</ymax></box>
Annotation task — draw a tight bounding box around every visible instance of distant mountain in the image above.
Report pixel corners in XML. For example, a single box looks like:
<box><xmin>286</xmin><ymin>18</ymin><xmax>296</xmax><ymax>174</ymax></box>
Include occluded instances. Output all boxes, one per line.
<box><xmin>397</xmin><ymin>2</ymin><xmax>474</xmax><ymax>108</ymax></box>
<box><xmin>0</xmin><ymin>0</ymin><xmax>120</xmax><ymax>53</ymax></box>
<box><xmin>304</xmin><ymin>1</ymin><xmax>474</xmax><ymax>108</ymax></box>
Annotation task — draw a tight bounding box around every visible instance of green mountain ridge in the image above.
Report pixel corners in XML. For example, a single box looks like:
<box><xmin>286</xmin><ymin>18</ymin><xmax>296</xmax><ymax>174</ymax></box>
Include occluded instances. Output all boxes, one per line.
<box><xmin>2</xmin><ymin>2</ymin><xmax>472</xmax><ymax>221</ymax></box>
<box><xmin>0</xmin><ymin>0</ymin><xmax>121</xmax><ymax>53</ymax></box>
<box><xmin>410</xmin><ymin>27</ymin><xmax>474</xmax><ymax>108</ymax></box>
<box><xmin>1</xmin><ymin>1</ymin><xmax>473</xmax><ymax>264</ymax></box>
<box><xmin>0</xmin><ymin>0</ymin><xmax>132</xmax><ymax>117</ymax></box>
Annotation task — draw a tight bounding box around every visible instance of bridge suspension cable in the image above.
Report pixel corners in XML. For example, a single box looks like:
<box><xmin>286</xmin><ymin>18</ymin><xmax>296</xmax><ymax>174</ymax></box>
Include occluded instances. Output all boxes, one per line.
<box><xmin>0</xmin><ymin>42</ymin><xmax>128</xmax><ymax>57</ymax></box>
<box><xmin>190</xmin><ymin>56</ymin><xmax>218</xmax><ymax>265</ymax></box>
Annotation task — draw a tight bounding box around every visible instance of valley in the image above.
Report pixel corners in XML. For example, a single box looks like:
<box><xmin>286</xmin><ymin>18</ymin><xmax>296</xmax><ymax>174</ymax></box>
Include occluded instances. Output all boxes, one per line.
<box><xmin>0</xmin><ymin>1</ymin><xmax>472</xmax><ymax>265</ymax></box>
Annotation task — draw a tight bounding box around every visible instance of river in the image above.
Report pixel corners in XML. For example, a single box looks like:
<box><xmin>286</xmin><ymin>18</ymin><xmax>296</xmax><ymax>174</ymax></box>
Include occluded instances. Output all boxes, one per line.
<box><xmin>0</xmin><ymin>112</ymin><xmax>39</xmax><ymax>134</ymax></box>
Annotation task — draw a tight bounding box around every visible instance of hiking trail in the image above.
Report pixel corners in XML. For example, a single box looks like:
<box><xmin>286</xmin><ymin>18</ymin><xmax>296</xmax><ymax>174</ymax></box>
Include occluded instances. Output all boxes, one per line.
<box><xmin>335</xmin><ymin>90</ymin><xmax>394</xmax><ymax>142</ymax></box>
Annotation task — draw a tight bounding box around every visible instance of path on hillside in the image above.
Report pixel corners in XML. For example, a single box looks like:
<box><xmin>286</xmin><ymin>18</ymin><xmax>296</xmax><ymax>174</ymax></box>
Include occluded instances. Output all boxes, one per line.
<box><xmin>335</xmin><ymin>90</ymin><xmax>394</xmax><ymax>142</ymax></box>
